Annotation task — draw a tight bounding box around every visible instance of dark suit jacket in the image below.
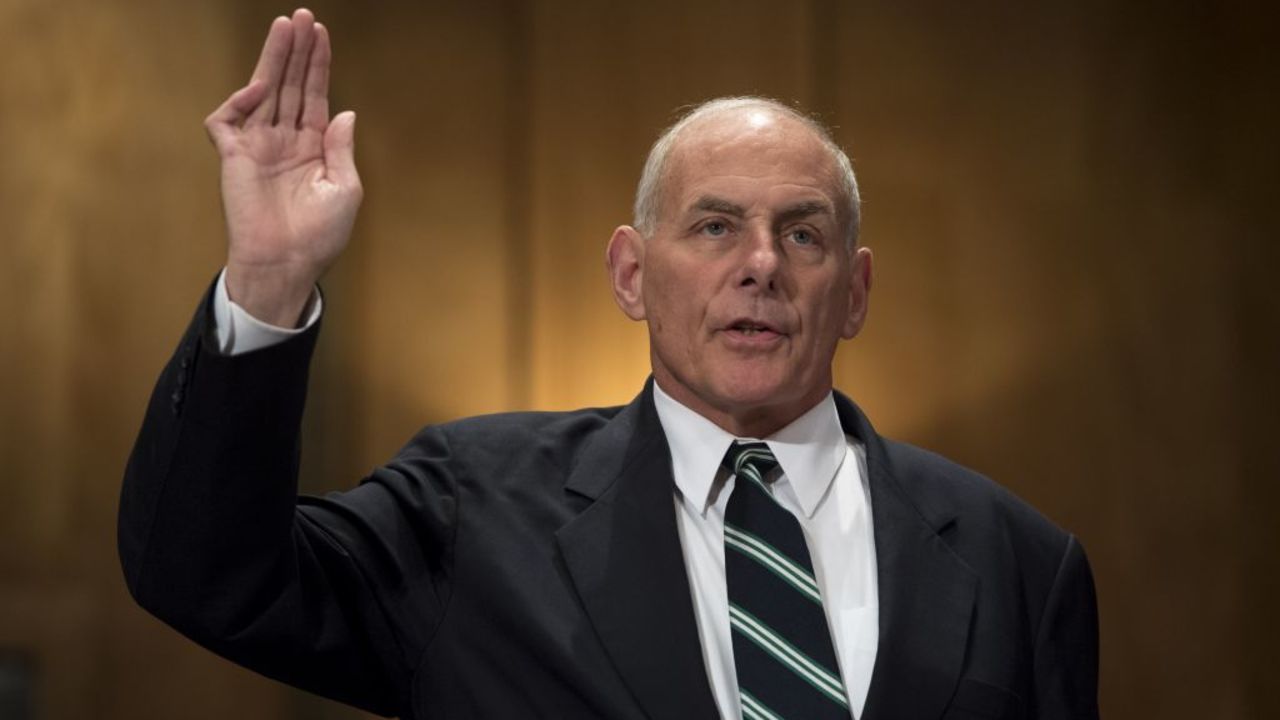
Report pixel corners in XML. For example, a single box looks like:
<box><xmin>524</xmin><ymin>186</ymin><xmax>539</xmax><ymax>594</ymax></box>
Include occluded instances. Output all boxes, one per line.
<box><xmin>119</xmin><ymin>291</ymin><xmax>1099</xmax><ymax>720</ymax></box>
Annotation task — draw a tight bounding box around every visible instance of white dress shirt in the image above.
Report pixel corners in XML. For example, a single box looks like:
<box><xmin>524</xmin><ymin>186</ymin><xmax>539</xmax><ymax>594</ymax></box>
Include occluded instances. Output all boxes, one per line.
<box><xmin>212</xmin><ymin>274</ymin><xmax>880</xmax><ymax>719</ymax></box>
<box><xmin>653</xmin><ymin>383</ymin><xmax>879</xmax><ymax>720</ymax></box>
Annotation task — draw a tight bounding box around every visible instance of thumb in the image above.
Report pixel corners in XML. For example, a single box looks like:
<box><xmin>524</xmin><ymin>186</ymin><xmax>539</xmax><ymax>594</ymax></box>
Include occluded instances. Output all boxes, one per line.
<box><xmin>324</xmin><ymin>111</ymin><xmax>360</xmax><ymax>187</ymax></box>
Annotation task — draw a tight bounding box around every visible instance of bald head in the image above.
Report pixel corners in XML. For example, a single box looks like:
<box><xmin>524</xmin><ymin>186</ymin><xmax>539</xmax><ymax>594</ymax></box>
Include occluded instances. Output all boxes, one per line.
<box><xmin>633</xmin><ymin>97</ymin><xmax>861</xmax><ymax>248</ymax></box>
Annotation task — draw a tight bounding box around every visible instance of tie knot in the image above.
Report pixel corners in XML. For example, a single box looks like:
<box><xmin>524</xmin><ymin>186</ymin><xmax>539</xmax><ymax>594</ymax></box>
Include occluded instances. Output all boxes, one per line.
<box><xmin>724</xmin><ymin>441</ymin><xmax>780</xmax><ymax>484</ymax></box>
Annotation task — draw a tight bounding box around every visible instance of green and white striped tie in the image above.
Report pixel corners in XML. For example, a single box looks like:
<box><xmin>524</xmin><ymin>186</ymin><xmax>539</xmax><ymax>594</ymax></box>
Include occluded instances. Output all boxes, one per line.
<box><xmin>723</xmin><ymin>441</ymin><xmax>851</xmax><ymax>720</ymax></box>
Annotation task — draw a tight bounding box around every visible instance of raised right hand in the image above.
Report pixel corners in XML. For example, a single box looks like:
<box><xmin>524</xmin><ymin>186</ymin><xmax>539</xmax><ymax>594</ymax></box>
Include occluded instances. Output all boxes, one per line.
<box><xmin>205</xmin><ymin>8</ymin><xmax>361</xmax><ymax>327</ymax></box>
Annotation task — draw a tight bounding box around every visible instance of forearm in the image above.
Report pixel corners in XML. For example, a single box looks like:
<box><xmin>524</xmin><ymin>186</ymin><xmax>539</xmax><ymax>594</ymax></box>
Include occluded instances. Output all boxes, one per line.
<box><xmin>119</xmin><ymin>281</ymin><xmax>318</xmax><ymax>622</ymax></box>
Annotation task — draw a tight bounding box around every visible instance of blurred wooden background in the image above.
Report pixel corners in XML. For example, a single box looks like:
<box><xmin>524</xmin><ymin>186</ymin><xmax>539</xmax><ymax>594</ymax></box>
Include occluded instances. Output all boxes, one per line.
<box><xmin>0</xmin><ymin>0</ymin><xmax>1275</xmax><ymax>718</ymax></box>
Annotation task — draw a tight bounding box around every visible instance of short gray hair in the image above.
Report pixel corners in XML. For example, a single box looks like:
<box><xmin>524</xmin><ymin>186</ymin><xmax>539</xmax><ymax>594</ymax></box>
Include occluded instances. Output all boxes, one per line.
<box><xmin>632</xmin><ymin>97</ymin><xmax>861</xmax><ymax>249</ymax></box>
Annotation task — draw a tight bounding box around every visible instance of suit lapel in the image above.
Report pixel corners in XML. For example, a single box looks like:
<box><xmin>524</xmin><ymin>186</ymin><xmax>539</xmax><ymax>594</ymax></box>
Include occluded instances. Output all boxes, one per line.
<box><xmin>557</xmin><ymin>381</ymin><xmax>720</xmax><ymax>720</ymax></box>
<box><xmin>834</xmin><ymin>394</ymin><xmax>977</xmax><ymax>720</ymax></box>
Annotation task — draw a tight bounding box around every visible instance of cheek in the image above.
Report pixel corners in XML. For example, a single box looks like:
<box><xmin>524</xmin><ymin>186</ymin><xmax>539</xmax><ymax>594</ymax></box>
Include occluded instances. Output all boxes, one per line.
<box><xmin>647</xmin><ymin>270</ymin><xmax>707</xmax><ymax>333</ymax></box>
<box><xmin>643</xmin><ymin>283</ymin><xmax>690</xmax><ymax>350</ymax></box>
<box><xmin>800</xmin><ymin>285</ymin><xmax>850</xmax><ymax>350</ymax></box>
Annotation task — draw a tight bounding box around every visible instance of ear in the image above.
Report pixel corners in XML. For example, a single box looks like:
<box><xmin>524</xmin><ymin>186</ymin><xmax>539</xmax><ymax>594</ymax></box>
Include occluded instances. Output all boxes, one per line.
<box><xmin>841</xmin><ymin>246</ymin><xmax>873</xmax><ymax>339</ymax></box>
<box><xmin>606</xmin><ymin>225</ymin><xmax>647</xmax><ymax>321</ymax></box>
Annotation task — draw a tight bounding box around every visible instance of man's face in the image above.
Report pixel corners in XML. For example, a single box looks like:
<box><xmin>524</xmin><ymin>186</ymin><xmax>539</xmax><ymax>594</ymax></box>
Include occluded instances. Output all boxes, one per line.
<box><xmin>608</xmin><ymin>110</ymin><xmax>872</xmax><ymax>436</ymax></box>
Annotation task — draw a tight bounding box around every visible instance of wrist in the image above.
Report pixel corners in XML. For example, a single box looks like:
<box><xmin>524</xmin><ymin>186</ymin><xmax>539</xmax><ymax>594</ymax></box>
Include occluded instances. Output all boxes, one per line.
<box><xmin>224</xmin><ymin>262</ymin><xmax>319</xmax><ymax>328</ymax></box>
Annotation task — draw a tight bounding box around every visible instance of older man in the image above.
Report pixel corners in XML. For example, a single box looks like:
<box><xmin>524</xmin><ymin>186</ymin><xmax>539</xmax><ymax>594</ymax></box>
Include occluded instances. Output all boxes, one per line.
<box><xmin>120</xmin><ymin>8</ymin><xmax>1099</xmax><ymax>720</ymax></box>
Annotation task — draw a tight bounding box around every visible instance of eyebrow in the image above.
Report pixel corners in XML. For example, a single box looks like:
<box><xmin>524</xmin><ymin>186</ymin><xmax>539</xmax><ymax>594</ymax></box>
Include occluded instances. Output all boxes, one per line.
<box><xmin>686</xmin><ymin>195</ymin><xmax>835</xmax><ymax>224</ymax></box>
<box><xmin>689</xmin><ymin>195</ymin><xmax>746</xmax><ymax>218</ymax></box>
<box><xmin>775</xmin><ymin>200</ymin><xmax>836</xmax><ymax>225</ymax></box>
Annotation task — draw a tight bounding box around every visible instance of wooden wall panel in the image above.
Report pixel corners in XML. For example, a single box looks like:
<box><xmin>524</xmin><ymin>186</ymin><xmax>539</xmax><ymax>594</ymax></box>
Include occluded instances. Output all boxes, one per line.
<box><xmin>0</xmin><ymin>0</ymin><xmax>79</xmax><ymax>577</ymax></box>
<box><xmin>0</xmin><ymin>1</ymin><xmax>292</xmax><ymax>718</ymax></box>
<box><xmin>828</xmin><ymin>3</ymin><xmax>1276</xmax><ymax>718</ymax></box>
<box><xmin>320</xmin><ymin>1</ymin><xmax>517</xmax><ymax>465</ymax></box>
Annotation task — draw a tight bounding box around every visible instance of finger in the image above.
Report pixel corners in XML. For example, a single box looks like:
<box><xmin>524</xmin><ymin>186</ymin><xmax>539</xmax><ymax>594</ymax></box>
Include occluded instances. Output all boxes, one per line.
<box><xmin>323</xmin><ymin>111</ymin><xmax>360</xmax><ymax>188</ymax></box>
<box><xmin>277</xmin><ymin>9</ymin><xmax>317</xmax><ymax>127</ymax></box>
<box><xmin>300</xmin><ymin>22</ymin><xmax>331</xmax><ymax>131</ymax></box>
<box><xmin>204</xmin><ymin>79</ymin><xmax>270</xmax><ymax>148</ymax></box>
<box><xmin>246</xmin><ymin>16</ymin><xmax>293</xmax><ymax>126</ymax></box>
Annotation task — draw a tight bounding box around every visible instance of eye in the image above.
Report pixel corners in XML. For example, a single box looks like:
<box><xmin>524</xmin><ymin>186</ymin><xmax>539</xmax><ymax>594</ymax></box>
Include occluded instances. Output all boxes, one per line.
<box><xmin>788</xmin><ymin>228</ymin><xmax>815</xmax><ymax>245</ymax></box>
<box><xmin>701</xmin><ymin>221</ymin><xmax>729</xmax><ymax>237</ymax></box>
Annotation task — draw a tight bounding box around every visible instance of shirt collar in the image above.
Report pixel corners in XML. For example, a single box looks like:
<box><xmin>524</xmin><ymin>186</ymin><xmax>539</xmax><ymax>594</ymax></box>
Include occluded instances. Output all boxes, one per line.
<box><xmin>652</xmin><ymin>382</ymin><xmax>847</xmax><ymax>518</ymax></box>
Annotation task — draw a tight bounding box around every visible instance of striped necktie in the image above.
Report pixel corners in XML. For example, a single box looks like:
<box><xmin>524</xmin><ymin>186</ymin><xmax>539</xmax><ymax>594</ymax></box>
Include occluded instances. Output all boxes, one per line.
<box><xmin>723</xmin><ymin>441</ymin><xmax>852</xmax><ymax>720</ymax></box>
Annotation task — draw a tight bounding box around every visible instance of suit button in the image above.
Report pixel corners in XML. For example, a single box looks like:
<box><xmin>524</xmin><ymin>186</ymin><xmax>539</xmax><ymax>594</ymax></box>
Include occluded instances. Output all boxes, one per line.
<box><xmin>180</xmin><ymin>356</ymin><xmax>190</xmax><ymax>369</ymax></box>
<box><xmin>171</xmin><ymin>390</ymin><xmax>183</xmax><ymax>405</ymax></box>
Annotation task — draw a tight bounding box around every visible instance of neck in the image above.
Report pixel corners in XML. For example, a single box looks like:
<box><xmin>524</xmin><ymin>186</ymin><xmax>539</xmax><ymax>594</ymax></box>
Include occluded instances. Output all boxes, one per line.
<box><xmin>651</xmin><ymin>376</ymin><xmax>829</xmax><ymax>439</ymax></box>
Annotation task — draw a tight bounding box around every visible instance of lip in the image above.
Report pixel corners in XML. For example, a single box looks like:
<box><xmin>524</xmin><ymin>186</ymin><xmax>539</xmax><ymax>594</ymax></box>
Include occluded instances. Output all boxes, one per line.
<box><xmin>719</xmin><ymin>318</ymin><xmax>789</xmax><ymax>349</ymax></box>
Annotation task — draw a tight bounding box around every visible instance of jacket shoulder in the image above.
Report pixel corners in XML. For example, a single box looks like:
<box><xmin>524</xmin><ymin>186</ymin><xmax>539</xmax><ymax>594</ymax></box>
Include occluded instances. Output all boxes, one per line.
<box><xmin>879</xmin><ymin>438</ymin><xmax>1076</xmax><ymax>590</ymax></box>
<box><xmin>884</xmin><ymin>439</ymin><xmax>1067</xmax><ymax>534</ymax></box>
<box><xmin>388</xmin><ymin>405</ymin><xmax>628</xmax><ymax>491</ymax></box>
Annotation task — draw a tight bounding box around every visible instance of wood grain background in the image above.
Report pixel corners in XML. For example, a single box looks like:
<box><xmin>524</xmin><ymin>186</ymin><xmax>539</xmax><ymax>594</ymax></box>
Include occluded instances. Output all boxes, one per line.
<box><xmin>0</xmin><ymin>1</ymin><xmax>1274</xmax><ymax>718</ymax></box>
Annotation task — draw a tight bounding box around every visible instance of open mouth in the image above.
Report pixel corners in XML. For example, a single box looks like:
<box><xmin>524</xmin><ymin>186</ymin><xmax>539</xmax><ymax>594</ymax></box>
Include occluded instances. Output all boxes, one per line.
<box><xmin>726</xmin><ymin>319</ymin><xmax>784</xmax><ymax>338</ymax></box>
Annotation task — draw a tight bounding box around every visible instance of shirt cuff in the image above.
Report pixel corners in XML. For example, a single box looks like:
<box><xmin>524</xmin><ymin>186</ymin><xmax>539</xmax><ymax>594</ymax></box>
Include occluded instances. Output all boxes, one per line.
<box><xmin>212</xmin><ymin>269</ymin><xmax>323</xmax><ymax>356</ymax></box>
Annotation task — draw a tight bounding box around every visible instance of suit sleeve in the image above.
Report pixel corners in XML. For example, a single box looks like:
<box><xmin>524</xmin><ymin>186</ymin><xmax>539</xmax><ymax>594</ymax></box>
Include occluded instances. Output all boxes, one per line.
<box><xmin>1032</xmin><ymin>535</ymin><xmax>1101</xmax><ymax>719</ymax></box>
<box><xmin>118</xmin><ymin>285</ymin><xmax>456</xmax><ymax>717</ymax></box>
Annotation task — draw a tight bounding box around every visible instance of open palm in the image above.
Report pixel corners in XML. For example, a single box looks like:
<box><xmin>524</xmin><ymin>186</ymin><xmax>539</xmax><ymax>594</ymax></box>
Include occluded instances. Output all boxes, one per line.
<box><xmin>206</xmin><ymin>9</ymin><xmax>360</xmax><ymax>325</ymax></box>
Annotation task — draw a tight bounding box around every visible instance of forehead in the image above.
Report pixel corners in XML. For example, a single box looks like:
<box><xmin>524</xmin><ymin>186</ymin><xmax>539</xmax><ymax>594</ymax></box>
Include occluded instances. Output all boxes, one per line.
<box><xmin>663</xmin><ymin>110</ymin><xmax>840</xmax><ymax>214</ymax></box>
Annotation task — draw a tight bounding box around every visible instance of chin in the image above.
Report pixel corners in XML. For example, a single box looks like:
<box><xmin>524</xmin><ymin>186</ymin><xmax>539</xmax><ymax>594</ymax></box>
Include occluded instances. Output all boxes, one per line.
<box><xmin>711</xmin><ymin>368</ymin><xmax>801</xmax><ymax>413</ymax></box>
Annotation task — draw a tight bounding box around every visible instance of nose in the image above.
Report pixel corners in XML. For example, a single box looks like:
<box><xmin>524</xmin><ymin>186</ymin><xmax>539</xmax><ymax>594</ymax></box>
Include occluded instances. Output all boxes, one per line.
<box><xmin>737</xmin><ymin>225</ymin><xmax>782</xmax><ymax>293</ymax></box>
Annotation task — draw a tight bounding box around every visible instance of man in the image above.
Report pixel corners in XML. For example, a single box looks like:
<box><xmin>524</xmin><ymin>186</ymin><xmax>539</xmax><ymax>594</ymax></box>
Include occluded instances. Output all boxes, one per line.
<box><xmin>119</xmin><ymin>8</ymin><xmax>1099</xmax><ymax>720</ymax></box>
